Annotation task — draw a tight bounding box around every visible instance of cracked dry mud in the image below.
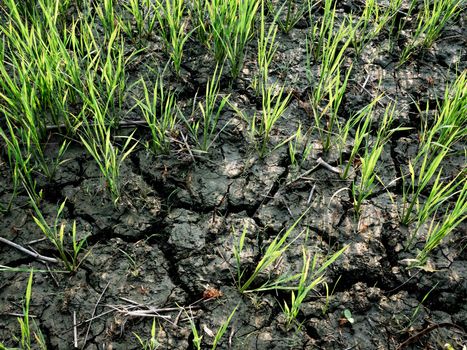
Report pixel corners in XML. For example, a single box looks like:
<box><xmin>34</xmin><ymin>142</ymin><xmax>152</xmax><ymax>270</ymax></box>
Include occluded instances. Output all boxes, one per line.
<box><xmin>1</xmin><ymin>1</ymin><xmax>466</xmax><ymax>349</ymax></box>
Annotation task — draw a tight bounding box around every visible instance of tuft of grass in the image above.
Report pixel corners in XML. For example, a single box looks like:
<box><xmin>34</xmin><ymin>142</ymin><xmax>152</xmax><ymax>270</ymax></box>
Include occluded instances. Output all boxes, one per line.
<box><xmin>184</xmin><ymin>65</ymin><xmax>230</xmax><ymax>152</ymax></box>
<box><xmin>205</xmin><ymin>0</ymin><xmax>260</xmax><ymax>79</ymax></box>
<box><xmin>133</xmin><ymin>318</ymin><xmax>160</xmax><ymax>350</ymax></box>
<box><xmin>351</xmin><ymin>103</ymin><xmax>399</xmax><ymax>213</ymax></box>
<box><xmin>234</xmin><ymin>209</ymin><xmax>308</xmax><ymax>293</ymax></box>
<box><xmin>135</xmin><ymin>75</ymin><xmax>178</xmax><ymax>155</ymax></box>
<box><xmin>416</xmin><ymin>179</ymin><xmax>466</xmax><ymax>265</ymax></box>
<box><xmin>266</xmin><ymin>0</ymin><xmax>308</xmax><ymax>34</ymax></box>
<box><xmin>27</xmin><ymin>194</ymin><xmax>90</xmax><ymax>272</ymax></box>
<box><xmin>306</xmin><ymin>0</ymin><xmax>354</xmax><ymax>151</ymax></box>
<box><xmin>400</xmin><ymin>0</ymin><xmax>462</xmax><ymax>64</ymax></box>
<box><xmin>12</xmin><ymin>270</ymin><xmax>47</xmax><ymax>350</ymax></box>
<box><xmin>254</xmin><ymin>2</ymin><xmax>278</xmax><ymax>95</ymax></box>
<box><xmin>120</xmin><ymin>0</ymin><xmax>158</xmax><ymax>44</ymax></box>
<box><xmin>154</xmin><ymin>0</ymin><xmax>192</xmax><ymax>75</ymax></box>
<box><xmin>402</xmin><ymin>72</ymin><xmax>466</xmax><ymax>225</ymax></box>
<box><xmin>95</xmin><ymin>0</ymin><xmax>117</xmax><ymax>42</ymax></box>
<box><xmin>282</xmin><ymin>245</ymin><xmax>347</xmax><ymax>328</ymax></box>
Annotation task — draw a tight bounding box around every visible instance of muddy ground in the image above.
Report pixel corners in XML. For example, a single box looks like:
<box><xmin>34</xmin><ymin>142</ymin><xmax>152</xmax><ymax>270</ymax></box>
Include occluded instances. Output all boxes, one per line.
<box><xmin>1</xmin><ymin>1</ymin><xmax>466</xmax><ymax>349</ymax></box>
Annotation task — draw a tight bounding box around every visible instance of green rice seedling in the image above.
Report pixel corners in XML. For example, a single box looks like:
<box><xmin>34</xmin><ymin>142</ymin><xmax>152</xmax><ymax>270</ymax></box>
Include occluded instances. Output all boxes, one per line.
<box><xmin>99</xmin><ymin>28</ymin><xmax>134</xmax><ymax>118</ymax></box>
<box><xmin>184</xmin><ymin>65</ymin><xmax>229</xmax><ymax>152</ymax></box>
<box><xmin>95</xmin><ymin>0</ymin><xmax>117</xmax><ymax>41</ymax></box>
<box><xmin>400</xmin><ymin>0</ymin><xmax>462</xmax><ymax>64</ymax></box>
<box><xmin>254</xmin><ymin>2</ymin><xmax>278</xmax><ymax>95</ymax></box>
<box><xmin>8</xmin><ymin>270</ymin><xmax>47</xmax><ymax>350</ymax></box>
<box><xmin>282</xmin><ymin>246</ymin><xmax>348</xmax><ymax>327</ymax></box>
<box><xmin>413</xmin><ymin>171</ymin><xmax>464</xmax><ymax>237</ymax></box>
<box><xmin>287</xmin><ymin>125</ymin><xmax>315</xmax><ymax>168</ymax></box>
<box><xmin>135</xmin><ymin>76</ymin><xmax>178</xmax><ymax>154</ymax></box>
<box><xmin>191</xmin><ymin>0</ymin><xmax>210</xmax><ymax>45</ymax></box>
<box><xmin>307</xmin><ymin>0</ymin><xmax>335</xmax><ymax>63</ymax></box>
<box><xmin>306</xmin><ymin>1</ymin><xmax>354</xmax><ymax>151</ymax></box>
<box><xmin>121</xmin><ymin>0</ymin><xmax>158</xmax><ymax>43</ymax></box>
<box><xmin>416</xmin><ymin>179</ymin><xmax>466</xmax><ymax>264</ymax></box>
<box><xmin>338</xmin><ymin>96</ymin><xmax>382</xmax><ymax>180</ymax></box>
<box><xmin>344</xmin><ymin>0</ymin><xmax>403</xmax><ymax>55</ymax></box>
<box><xmin>266</xmin><ymin>0</ymin><xmax>307</xmax><ymax>34</ymax></box>
<box><xmin>0</xmin><ymin>119</ymin><xmax>37</xmax><ymax>201</ymax></box>
<box><xmin>211</xmin><ymin>306</ymin><xmax>238</xmax><ymax>350</ymax></box>
<box><xmin>0</xmin><ymin>0</ymin><xmax>87</xmax><ymax>131</ymax></box>
<box><xmin>257</xmin><ymin>84</ymin><xmax>292</xmax><ymax>157</ymax></box>
<box><xmin>27</xmin><ymin>194</ymin><xmax>90</xmax><ymax>272</ymax></box>
<box><xmin>185</xmin><ymin>309</ymin><xmax>202</xmax><ymax>350</ymax></box>
<box><xmin>18</xmin><ymin>270</ymin><xmax>33</xmax><ymax>350</ymax></box>
<box><xmin>79</xmin><ymin>69</ymin><xmax>139</xmax><ymax>204</ymax></box>
<box><xmin>352</xmin><ymin>103</ymin><xmax>399</xmax><ymax>214</ymax></box>
<box><xmin>402</xmin><ymin>72</ymin><xmax>466</xmax><ymax>225</ymax></box>
<box><xmin>234</xmin><ymin>209</ymin><xmax>310</xmax><ymax>293</ymax></box>
<box><xmin>79</xmin><ymin>117</ymin><xmax>138</xmax><ymax>204</ymax></box>
<box><xmin>154</xmin><ymin>0</ymin><xmax>192</xmax><ymax>75</ymax></box>
<box><xmin>351</xmin><ymin>141</ymin><xmax>384</xmax><ymax>214</ymax></box>
<box><xmin>206</xmin><ymin>0</ymin><xmax>260</xmax><ymax>79</ymax></box>
<box><xmin>315</xmin><ymin>66</ymin><xmax>352</xmax><ymax>152</ymax></box>
<box><xmin>421</xmin><ymin>71</ymin><xmax>467</xmax><ymax>152</ymax></box>
<box><xmin>133</xmin><ymin>318</ymin><xmax>160</xmax><ymax>350</ymax></box>
<box><xmin>402</xmin><ymin>147</ymin><xmax>452</xmax><ymax>226</ymax></box>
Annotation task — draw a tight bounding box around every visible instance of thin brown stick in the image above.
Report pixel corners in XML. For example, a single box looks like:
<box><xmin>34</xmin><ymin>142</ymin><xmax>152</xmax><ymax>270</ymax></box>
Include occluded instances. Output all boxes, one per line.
<box><xmin>0</xmin><ymin>237</ymin><xmax>58</xmax><ymax>263</ymax></box>
<box><xmin>396</xmin><ymin>322</ymin><xmax>465</xmax><ymax>350</ymax></box>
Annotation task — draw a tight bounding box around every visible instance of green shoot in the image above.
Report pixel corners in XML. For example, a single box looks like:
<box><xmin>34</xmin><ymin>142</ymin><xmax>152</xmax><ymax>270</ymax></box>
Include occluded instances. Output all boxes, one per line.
<box><xmin>266</xmin><ymin>0</ymin><xmax>307</xmax><ymax>34</ymax></box>
<box><xmin>154</xmin><ymin>0</ymin><xmax>192</xmax><ymax>75</ymax></box>
<box><xmin>211</xmin><ymin>306</ymin><xmax>238</xmax><ymax>350</ymax></box>
<box><xmin>184</xmin><ymin>65</ymin><xmax>230</xmax><ymax>152</ymax></box>
<box><xmin>416</xmin><ymin>179</ymin><xmax>466</xmax><ymax>264</ymax></box>
<box><xmin>254</xmin><ymin>2</ymin><xmax>278</xmax><ymax>94</ymax></box>
<box><xmin>27</xmin><ymin>195</ymin><xmax>90</xmax><ymax>272</ymax></box>
<box><xmin>135</xmin><ymin>76</ymin><xmax>178</xmax><ymax>154</ymax></box>
<box><xmin>235</xmin><ymin>209</ymin><xmax>309</xmax><ymax>293</ymax></box>
<box><xmin>254</xmin><ymin>84</ymin><xmax>292</xmax><ymax>157</ymax></box>
<box><xmin>133</xmin><ymin>318</ymin><xmax>160</xmax><ymax>350</ymax></box>
<box><xmin>206</xmin><ymin>0</ymin><xmax>260</xmax><ymax>79</ymax></box>
<box><xmin>400</xmin><ymin>0</ymin><xmax>462</xmax><ymax>64</ymax></box>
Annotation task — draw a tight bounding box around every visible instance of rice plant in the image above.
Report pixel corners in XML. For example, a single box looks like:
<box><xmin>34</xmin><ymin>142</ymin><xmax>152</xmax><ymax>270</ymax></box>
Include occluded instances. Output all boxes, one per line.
<box><xmin>352</xmin><ymin>103</ymin><xmax>401</xmax><ymax>214</ymax></box>
<box><xmin>234</xmin><ymin>210</ymin><xmax>308</xmax><ymax>293</ymax></box>
<box><xmin>205</xmin><ymin>0</ymin><xmax>260</xmax><ymax>78</ymax></box>
<box><xmin>154</xmin><ymin>0</ymin><xmax>192</xmax><ymax>75</ymax></box>
<box><xmin>12</xmin><ymin>270</ymin><xmax>47</xmax><ymax>350</ymax></box>
<box><xmin>211</xmin><ymin>306</ymin><xmax>238</xmax><ymax>350</ymax></box>
<box><xmin>135</xmin><ymin>75</ymin><xmax>178</xmax><ymax>154</ymax></box>
<box><xmin>254</xmin><ymin>2</ymin><xmax>278</xmax><ymax>95</ymax></box>
<box><xmin>185</xmin><ymin>66</ymin><xmax>230</xmax><ymax>152</ymax></box>
<box><xmin>79</xmin><ymin>71</ymin><xmax>138</xmax><ymax>204</ymax></box>
<box><xmin>133</xmin><ymin>318</ymin><xmax>160</xmax><ymax>350</ymax></box>
<box><xmin>0</xmin><ymin>119</ymin><xmax>38</xmax><ymax>200</ymax></box>
<box><xmin>306</xmin><ymin>0</ymin><xmax>354</xmax><ymax>151</ymax></box>
<box><xmin>402</xmin><ymin>72</ymin><xmax>466</xmax><ymax>225</ymax></box>
<box><xmin>266</xmin><ymin>0</ymin><xmax>307</xmax><ymax>34</ymax></box>
<box><xmin>282</xmin><ymin>245</ymin><xmax>347</xmax><ymax>327</ymax></box>
<box><xmin>400</xmin><ymin>0</ymin><xmax>462</xmax><ymax>64</ymax></box>
<box><xmin>416</xmin><ymin>179</ymin><xmax>466</xmax><ymax>264</ymax></box>
<box><xmin>95</xmin><ymin>0</ymin><xmax>117</xmax><ymax>42</ymax></box>
<box><xmin>338</xmin><ymin>96</ymin><xmax>382</xmax><ymax>180</ymax></box>
<box><xmin>27</xmin><ymin>194</ymin><xmax>90</xmax><ymax>272</ymax></box>
<box><xmin>121</xmin><ymin>0</ymin><xmax>158</xmax><ymax>43</ymax></box>
<box><xmin>258</xmin><ymin>84</ymin><xmax>292</xmax><ymax>157</ymax></box>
